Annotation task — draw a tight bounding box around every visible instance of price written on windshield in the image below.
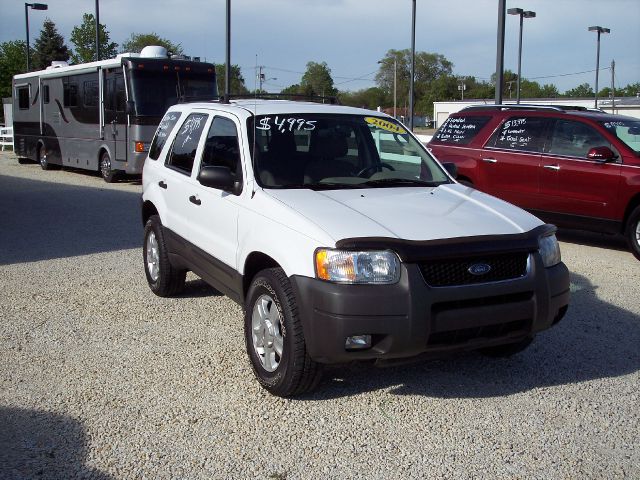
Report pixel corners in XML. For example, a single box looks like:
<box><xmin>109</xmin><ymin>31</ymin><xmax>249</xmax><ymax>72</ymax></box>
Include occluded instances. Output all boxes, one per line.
<box><xmin>256</xmin><ymin>116</ymin><xmax>317</xmax><ymax>132</ymax></box>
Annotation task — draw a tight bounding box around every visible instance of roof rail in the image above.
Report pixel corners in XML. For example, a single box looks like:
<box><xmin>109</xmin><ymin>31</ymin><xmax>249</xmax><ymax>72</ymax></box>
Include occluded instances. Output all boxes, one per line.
<box><xmin>460</xmin><ymin>104</ymin><xmax>591</xmax><ymax>113</ymax></box>
<box><xmin>177</xmin><ymin>93</ymin><xmax>341</xmax><ymax>105</ymax></box>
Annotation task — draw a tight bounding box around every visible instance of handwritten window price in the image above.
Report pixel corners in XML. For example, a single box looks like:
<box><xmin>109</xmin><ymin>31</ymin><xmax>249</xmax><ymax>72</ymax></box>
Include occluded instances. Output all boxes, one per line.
<box><xmin>256</xmin><ymin>116</ymin><xmax>317</xmax><ymax>133</ymax></box>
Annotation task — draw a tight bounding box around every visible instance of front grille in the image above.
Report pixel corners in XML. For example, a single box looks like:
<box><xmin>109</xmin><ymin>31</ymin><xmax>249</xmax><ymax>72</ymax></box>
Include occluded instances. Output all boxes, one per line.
<box><xmin>427</xmin><ymin>319</ymin><xmax>530</xmax><ymax>346</ymax></box>
<box><xmin>420</xmin><ymin>252</ymin><xmax>529</xmax><ymax>287</ymax></box>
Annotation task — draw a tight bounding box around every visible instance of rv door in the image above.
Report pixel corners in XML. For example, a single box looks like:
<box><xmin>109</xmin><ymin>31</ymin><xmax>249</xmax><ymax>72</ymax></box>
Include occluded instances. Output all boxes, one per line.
<box><xmin>104</xmin><ymin>69</ymin><xmax>127</xmax><ymax>164</ymax></box>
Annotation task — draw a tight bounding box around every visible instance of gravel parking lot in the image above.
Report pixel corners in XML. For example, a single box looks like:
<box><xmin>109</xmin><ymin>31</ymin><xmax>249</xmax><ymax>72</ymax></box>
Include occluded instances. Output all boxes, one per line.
<box><xmin>1</xmin><ymin>151</ymin><xmax>638</xmax><ymax>479</ymax></box>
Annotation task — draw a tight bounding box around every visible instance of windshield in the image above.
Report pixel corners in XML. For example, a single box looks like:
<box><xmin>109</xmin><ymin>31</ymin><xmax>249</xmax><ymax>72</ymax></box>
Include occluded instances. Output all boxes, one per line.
<box><xmin>248</xmin><ymin>114</ymin><xmax>450</xmax><ymax>189</ymax></box>
<box><xmin>600</xmin><ymin>119</ymin><xmax>640</xmax><ymax>154</ymax></box>
<box><xmin>129</xmin><ymin>70</ymin><xmax>216</xmax><ymax>116</ymax></box>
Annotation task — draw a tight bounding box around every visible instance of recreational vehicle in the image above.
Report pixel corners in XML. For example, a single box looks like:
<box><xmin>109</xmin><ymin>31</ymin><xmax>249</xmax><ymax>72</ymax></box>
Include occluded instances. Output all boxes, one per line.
<box><xmin>12</xmin><ymin>46</ymin><xmax>217</xmax><ymax>182</ymax></box>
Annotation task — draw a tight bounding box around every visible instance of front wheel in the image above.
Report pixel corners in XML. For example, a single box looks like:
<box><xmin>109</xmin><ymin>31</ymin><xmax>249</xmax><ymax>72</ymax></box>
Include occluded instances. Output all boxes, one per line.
<box><xmin>244</xmin><ymin>268</ymin><xmax>321</xmax><ymax>397</ymax></box>
<box><xmin>625</xmin><ymin>206</ymin><xmax>640</xmax><ymax>261</ymax></box>
<box><xmin>100</xmin><ymin>151</ymin><xmax>118</xmax><ymax>183</ymax></box>
<box><xmin>143</xmin><ymin>215</ymin><xmax>186</xmax><ymax>296</ymax></box>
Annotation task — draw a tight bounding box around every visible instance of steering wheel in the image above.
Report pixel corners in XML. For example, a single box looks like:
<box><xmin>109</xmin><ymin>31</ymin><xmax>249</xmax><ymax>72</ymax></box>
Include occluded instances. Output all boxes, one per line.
<box><xmin>357</xmin><ymin>163</ymin><xmax>395</xmax><ymax>177</ymax></box>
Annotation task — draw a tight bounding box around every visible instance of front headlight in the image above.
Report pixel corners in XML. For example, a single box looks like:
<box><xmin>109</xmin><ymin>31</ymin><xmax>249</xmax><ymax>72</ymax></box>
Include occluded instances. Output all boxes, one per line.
<box><xmin>538</xmin><ymin>233</ymin><xmax>561</xmax><ymax>267</ymax></box>
<box><xmin>315</xmin><ymin>249</ymin><xmax>400</xmax><ymax>284</ymax></box>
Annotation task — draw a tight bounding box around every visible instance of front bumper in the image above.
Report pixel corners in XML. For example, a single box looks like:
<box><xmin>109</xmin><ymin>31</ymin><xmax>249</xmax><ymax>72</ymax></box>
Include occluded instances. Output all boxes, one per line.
<box><xmin>290</xmin><ymin>253</ymin><xmax>569</xmax><ymax>364</ymax></box>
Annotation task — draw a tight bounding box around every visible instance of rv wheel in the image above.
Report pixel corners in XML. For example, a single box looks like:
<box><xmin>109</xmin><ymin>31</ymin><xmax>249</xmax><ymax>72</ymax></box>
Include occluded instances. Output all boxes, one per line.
<box><xmin>38</xmin><ymin>144</ymin><xmax>50</xmax><ymax>170</ymax></box>
<box><xmin>100</xmin><ymin>151</ymin><xmax>117</xmax><ymax>183</ymax></box>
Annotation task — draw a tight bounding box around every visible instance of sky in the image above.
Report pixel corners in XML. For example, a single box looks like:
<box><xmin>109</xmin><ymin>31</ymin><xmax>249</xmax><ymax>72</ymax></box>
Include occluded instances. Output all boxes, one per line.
<box><xmin>2</xmin><ymin>0</ymin><xmax>639</xmax><ymax>95</ymax></box>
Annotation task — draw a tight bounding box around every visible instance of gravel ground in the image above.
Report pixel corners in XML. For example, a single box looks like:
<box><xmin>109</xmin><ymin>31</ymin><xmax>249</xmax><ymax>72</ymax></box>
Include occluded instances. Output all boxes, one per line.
<box><xmin>1</xmin><ymin>151</ymin><xmax>638</xmax><ymax>479</ymax></box>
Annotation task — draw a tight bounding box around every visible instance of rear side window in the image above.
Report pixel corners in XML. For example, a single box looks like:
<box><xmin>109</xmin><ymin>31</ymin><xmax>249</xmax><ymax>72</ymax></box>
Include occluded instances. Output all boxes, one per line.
<box><xmin>166</xmin><ymin>113</ymin><xmax>209</xmax><ymax>175</ymax></box>
<box><xmin>488</xmin><ymin>116</ymin><xmax>550</xmax><ymax>152</ymax></box>
<box><xmin>149</xmin><ymin>111</ymin><xmax>182</xmax><ymax>160</ymax></box>
<box><xmin>432</xmin><ymin>116</ymin><xmax>491</xmax><ymax>145</ymax></box>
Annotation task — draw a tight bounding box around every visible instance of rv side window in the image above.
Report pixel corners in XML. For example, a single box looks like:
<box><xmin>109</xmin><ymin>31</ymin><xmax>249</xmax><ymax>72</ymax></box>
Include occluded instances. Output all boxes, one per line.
<box><xmin>43</xmin><ymin>85</ymin><xmax>50</xmax><ymax>104</ymax></box>
<box><xmin>63</xmin><ymin>78</ymin><xmax>78</xmax><ymax>107</ymax></box>
<box><xmin>83</xmin><ymin>81</ymin><xmax>99</xmax><ymax>107</ymax></box>
<box><xmin>18</xmin><ymin>87</ymin><xmax>30</xmax><ymax>110</ymax></box>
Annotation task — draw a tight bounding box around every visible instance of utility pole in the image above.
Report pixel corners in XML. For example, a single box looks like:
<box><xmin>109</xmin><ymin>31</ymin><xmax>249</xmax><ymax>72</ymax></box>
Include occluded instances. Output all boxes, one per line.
<box><xmin>225</xmin><ymin>0</ymin><xmax>231</xmax><ymax>102</ymax></box>
<box><xmin>95</xmin><ymin>0</ymin><xmax>100</xmax><ymax>61</ymax></box>
<box><xmin>611</xmin><ymin>60</ymin><xmax>615</xmax><ymax>111</ymax></box>
<box><xmin>495</xmin><ymin>0</ymin><xmax>506</xmax><ymax>105</ymax></box>
<box><xmin>409</xmin><ymin>0</ymin><xmax>416</xmax><ymax>131</ymax></box>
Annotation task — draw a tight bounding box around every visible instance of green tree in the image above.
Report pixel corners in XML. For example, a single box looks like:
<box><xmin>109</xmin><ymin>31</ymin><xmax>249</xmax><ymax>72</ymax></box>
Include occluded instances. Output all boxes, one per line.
<box><xmin>376</xmin><ymin>49</ymin><xmax>454</xmax><ymax>113</ymax></box>
<box><xmin>70</xmin><ymin>13</ymin><xmax>118</xmax><ymax>63</ymax></box>
<box><xmin>300</xmin><ymin>61</ymin><xmax>337</xmax><ymax>97</ymax></box>
<box><xmin>339</xmin><ymin>87</ymin><xmax>388</xmax><ymax>110</ymax></box>
<box><xmin>32</xmin><ymin>19</ymin><xmax>70</xmax><ymax>70</ymax></box>
<box><xmin>121</xmin><ymin>32</ymin><xmax>183</xmax><ymax>55</ymax></box>
<box><xmin>0</xmin><ymin>40</ymin><xmax>28</xmax><ymax>121</ymax></box>
<box><xmin>620</xmin><ymin>82</ymin><xmax>640</xmax><ymax>97</ymax></box>
<box><xmin>215</xmin><ymin>64</ymin><xmax>248</xmax><ymax>95</ymax></box>
<box><xmin>564</xmin><ymin>83</ymin><xmax>594</xmax><ymax>97</ymax></box>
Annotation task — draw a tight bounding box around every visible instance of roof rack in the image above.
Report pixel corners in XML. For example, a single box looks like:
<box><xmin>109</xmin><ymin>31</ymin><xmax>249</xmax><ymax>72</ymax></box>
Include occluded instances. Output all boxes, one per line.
<box><xmin>460</xmin><ymin>104</ymin><xmax>591</xmax><ymax>113</ymax></box>
<box><xmin>177</xmin><ymin>93</ymin><xmax>341</xmax><ymax>105</ymax></box>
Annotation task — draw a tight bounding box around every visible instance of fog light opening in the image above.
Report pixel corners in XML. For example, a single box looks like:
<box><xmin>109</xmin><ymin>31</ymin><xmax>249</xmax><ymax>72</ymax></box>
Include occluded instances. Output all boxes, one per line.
<box><xmin>345</xmin><ymin>335</ymin><xmax>372</xmax><ymax>351</ymax></box>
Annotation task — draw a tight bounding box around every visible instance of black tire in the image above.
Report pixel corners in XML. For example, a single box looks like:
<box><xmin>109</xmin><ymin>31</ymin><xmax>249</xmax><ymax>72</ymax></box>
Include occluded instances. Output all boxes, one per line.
<box><xmin>481</xmin><ymin>336</ymin><xmax>534</xmax><ymax>358</ymax></box>
<box><xmin>143</xmin><ymin>215</ymin><xmax>186</xmax><ymax>297</ymax></box>
<box><xmin>244</xmin><ymin>268</ymin><xmax>322</xmax><ymax>397</ymax></box>
<box><xmin>37</xmin><ymin>144</ymin><xmax>51</xmax><ymax>170</ymax></box>
<box><xmin>100</xmin><ymin>151</ymin><xmax>117</xmax><ymax>183</ymax></box>
<box><xmin>625</xmin><ymin>205</ymin><xmax>640</xmax><ymax>261</ymax></box>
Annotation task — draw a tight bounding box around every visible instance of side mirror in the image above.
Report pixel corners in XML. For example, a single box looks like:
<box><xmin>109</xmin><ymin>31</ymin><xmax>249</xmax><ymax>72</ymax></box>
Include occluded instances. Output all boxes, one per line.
<box><xmin>587</xmin><ymin>146</ymin><xmax>618</xmax><ymax>162</ymax></box>
<box><xmin>198</xmin><ymin>165</ymin><xmax>242</xmax><ymax>195</ymax></box>
<box><xmin>126</xmin><ymin>100</ymin><xmax>136</xmax><ymax>115</ymax></box>
<box><xmin>442</xmin><ymin>162</ymin><xmax>458</xmax><ymax>179</ymax></box>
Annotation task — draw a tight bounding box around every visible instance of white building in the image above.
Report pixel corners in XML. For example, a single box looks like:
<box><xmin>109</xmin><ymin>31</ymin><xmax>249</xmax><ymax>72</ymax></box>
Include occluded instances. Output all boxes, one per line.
<box><xmin>433</xmin><ymin>97</ymin><xmax>640</xmax><ymax>128</ymax></box>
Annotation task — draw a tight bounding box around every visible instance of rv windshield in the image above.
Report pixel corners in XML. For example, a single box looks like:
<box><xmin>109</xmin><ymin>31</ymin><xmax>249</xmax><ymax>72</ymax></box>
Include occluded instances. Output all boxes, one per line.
<box><xmin>248</xmin><ymin>114</ymin><xmax>451</xmax><ymax>190</ymax></box>
<box><xmin>129</xmin><ymin>70</ymin><xmax>216</xmax><ymax>117</ymax></box>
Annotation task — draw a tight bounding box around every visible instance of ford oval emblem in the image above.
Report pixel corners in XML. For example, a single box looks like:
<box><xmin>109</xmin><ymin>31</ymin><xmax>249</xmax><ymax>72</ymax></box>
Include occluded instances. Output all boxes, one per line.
<box><xmin>468</xmin><ymin>263</ymin><xmax>492</xmax><ymax>276</ymax></box>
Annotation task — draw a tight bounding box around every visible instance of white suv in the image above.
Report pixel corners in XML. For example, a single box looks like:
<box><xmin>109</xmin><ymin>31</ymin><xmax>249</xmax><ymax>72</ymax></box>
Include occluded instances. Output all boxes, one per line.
<box><xmin>141</xmin><ymin>99</ymin><xmax>570</xmax><ymax>397</ymax></box>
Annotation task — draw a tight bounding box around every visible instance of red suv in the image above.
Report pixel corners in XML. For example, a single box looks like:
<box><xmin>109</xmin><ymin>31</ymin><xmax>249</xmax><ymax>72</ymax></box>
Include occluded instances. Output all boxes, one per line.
<box><xmin>428</xmin><ymin>105</ymin><xmax>640</xmax><ymax>260</ymax></box>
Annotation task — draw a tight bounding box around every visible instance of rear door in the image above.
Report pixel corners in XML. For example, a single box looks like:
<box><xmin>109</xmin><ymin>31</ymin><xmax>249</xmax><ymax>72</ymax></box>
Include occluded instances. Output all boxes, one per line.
<box><xmin>538</xmin><ymin>118</ymin><xmax>621</xmax><ymax>220</ymax></box>
<box><xmin>479</xmin><ymin>115</ymin><xmax>552</xmax><ymax>209</ymax></box>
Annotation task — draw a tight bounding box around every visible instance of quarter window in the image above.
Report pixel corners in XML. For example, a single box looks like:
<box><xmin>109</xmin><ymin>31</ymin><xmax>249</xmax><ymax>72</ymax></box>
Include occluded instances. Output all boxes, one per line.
<box><xmin>433</xmin><ymin>116</ymin><xmax>491</xmax><ymax>145</ymax></box>
<box><xmin>43</xmin><ymin>85</ymin><xmax>50</xmax><ymax>104</ymax></box>
<box><xmin>166</xmin><ymin>113</ymin><xmax>209</xmax><ymax>175</ymax></box>
<box><xmin>547</xmin><ymin>119</ymin><xmax>612</xmax><ymax>158</ymax></box>
<box><xmin>489</xmin><ymin>117</ymin><xmax>549</xmax><ymax>152</ymax></box>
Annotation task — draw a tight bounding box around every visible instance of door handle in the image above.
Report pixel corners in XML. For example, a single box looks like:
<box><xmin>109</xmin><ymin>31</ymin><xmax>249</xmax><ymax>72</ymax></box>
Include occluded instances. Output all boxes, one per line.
<box><xmin>482</xmin><ymin>158</ymin><xmax>497</xmax><ymax>163</ymax></box>
<box><xmin>543</xmin><ymin>165</ymin><xmax>560</xmax><ymax>171</ymax></box>
<box><xmin>189</xmin><ymin>195</ymin><xmax>201</xmax><ymax>206</ymax></box>
<box><xmin>158</xmin><ymin>180</ymin><xmax>167</xmax><ymax>189</ymax></box>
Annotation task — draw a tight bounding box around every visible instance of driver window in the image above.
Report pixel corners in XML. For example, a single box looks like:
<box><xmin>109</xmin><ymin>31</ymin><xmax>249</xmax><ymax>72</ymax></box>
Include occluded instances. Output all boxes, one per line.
<box><xmin>201</xmin><ymin>116</ymin><xmax>242</xmax><ymax>178</ymax></box>
<box><xmin>547</xmin><ymin>119</ymin><xmax>612</xmax><ymax>158</ymax></box>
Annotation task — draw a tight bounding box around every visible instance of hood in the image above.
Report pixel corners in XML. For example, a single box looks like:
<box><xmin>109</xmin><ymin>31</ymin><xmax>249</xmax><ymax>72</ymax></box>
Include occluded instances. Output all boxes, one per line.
<box><xmin>266</xmin><ymin>184</ymin><xmax>543</xmax><ymax>244</ymax></box>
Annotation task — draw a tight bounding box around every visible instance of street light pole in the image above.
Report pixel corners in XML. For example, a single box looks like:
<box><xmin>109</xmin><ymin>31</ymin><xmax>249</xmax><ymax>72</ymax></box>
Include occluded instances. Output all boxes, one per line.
<box><xmin>508</xmin><ymin>8</ymin><xmax>536</xmax><ymax>104</ymax></box>
<box><xmin>24</xmin><ymin>3</ymin><xmax>48</xmax><ymax>72</ymax></box>
<box><xmin>393</xmin><ymin>58</ymin><xmax>397</xmax><ymax>119</ymax></box>
<box><xmin>589</xmin><ymin>26</ymin><xmax>610</xmax><ymax>108</ymax></box>
<box><xmin>95</xmin><ymin>0</ymin><xmax>100</xmax><ymax>61</ymax></box>
<box><xmin>409</xmin><ymin>0</ymin><xmax>416</xmax><ymax>131</ymax></box>
<box><xmin>495</xmin><ymin>0</ymin><xmax>506</xmax><ymax>105</ymax></box>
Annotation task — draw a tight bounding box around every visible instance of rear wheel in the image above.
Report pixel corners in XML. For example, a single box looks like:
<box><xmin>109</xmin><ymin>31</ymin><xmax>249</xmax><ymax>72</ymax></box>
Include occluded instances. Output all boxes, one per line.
<box><xmin>100</xmin><ymin>151</ymin><xmax>117</xmax><ymax>183</ymax></box>
<box><xmin>625</xmin><ymin>205</ymin><xmax>640</xmax><ymax>261</ymax></box>
<box><xmin>244</xmin><ymin>268</ymin><xmax>322</xmax><ymax>397</ymax></box>
<box><xmin>143</xmin><ymin>215</ymin><xmax>186</xmax><ymax>296</ymax></box>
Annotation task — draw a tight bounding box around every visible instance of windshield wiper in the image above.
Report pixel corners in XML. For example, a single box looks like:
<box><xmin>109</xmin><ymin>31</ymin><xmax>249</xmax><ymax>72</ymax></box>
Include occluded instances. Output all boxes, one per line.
<box><xmin>362</xmin><ymin>178</ymin><xmax>446</xmax><ymax>187</ymax></box>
